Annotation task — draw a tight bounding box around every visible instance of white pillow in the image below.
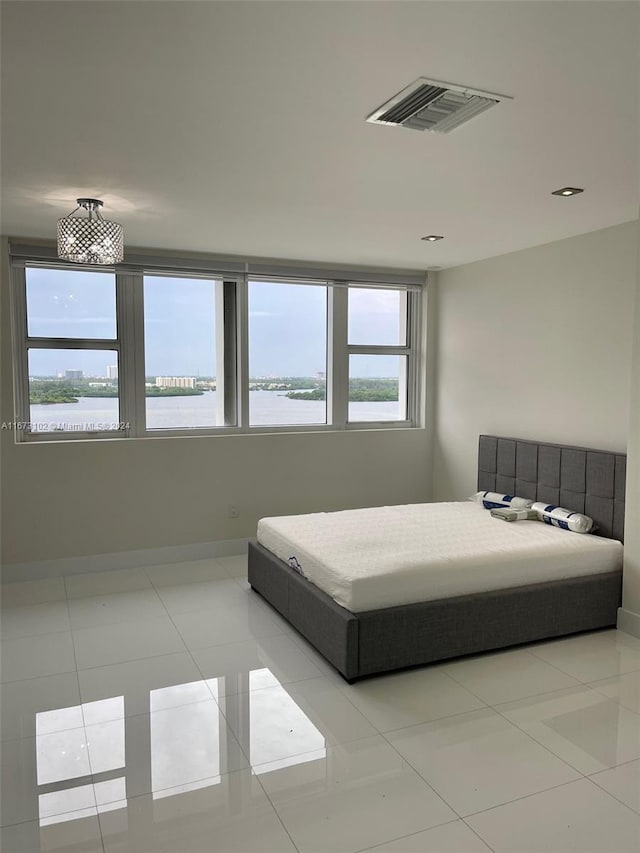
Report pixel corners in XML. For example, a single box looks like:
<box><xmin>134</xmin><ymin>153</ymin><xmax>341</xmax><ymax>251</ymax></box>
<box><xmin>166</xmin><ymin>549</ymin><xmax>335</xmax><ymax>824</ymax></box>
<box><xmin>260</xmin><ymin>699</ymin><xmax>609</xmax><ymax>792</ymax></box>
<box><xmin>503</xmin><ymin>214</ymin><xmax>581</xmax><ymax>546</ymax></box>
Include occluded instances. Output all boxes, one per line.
<box><xmin>471</xmin><ymin>491</ymin><xmax>534</xmax><ymax>510</ymax></box>
<box><xmin>531</xmin><ymin>502</ymin><xmax>594</xmax><ymax>534</ymax></box>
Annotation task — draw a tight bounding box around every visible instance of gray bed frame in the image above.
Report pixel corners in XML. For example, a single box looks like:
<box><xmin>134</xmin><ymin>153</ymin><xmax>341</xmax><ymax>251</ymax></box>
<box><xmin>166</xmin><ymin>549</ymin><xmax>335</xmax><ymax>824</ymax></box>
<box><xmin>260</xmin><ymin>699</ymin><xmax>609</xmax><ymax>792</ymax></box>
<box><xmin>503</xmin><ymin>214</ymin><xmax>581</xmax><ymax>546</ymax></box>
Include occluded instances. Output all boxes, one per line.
<box><xmin>248</xmin><ymin>436</ymin><xmax>625</xmax><ymax>682</ymax></box>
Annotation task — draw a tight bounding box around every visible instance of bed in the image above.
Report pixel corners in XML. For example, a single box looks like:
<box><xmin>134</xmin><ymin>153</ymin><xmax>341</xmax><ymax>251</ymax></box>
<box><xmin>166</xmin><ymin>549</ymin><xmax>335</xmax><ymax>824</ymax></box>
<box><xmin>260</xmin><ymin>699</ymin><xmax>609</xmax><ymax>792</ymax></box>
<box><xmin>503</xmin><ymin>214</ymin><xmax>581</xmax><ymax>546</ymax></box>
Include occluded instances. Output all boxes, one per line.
<box><xmin>248</xmin><ymin>436</ymin><xmax>625</xmax><ymax>682</ymax></box>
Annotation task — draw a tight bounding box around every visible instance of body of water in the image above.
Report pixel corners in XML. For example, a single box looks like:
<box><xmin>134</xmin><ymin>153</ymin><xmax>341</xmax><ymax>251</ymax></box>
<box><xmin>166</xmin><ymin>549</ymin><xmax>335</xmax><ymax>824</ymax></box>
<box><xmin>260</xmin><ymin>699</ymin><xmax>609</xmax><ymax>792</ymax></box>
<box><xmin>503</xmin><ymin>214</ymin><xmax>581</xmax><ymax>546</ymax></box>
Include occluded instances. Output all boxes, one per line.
<box><xmin>29</xmin><ymin>390</ymin><xmax>402</xmax><ymax>432</ymax></box>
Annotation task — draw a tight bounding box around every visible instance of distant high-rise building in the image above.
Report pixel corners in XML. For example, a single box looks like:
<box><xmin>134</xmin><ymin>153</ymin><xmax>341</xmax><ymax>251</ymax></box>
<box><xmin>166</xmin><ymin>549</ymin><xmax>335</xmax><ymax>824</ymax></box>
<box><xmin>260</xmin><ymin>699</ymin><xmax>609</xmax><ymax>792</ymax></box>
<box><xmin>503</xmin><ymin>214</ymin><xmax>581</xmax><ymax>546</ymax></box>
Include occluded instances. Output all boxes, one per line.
<box><xmin>65</xmin><ymin>369</ymin><xmax>83</xmax><ymax>380</ymax></box>
<box><xmin>107</xmin><ymin>364</ymin><xmax>118</xmax><ymax>380</ymax></box>
<box><xmin>155</xmin><ymin>376</ymin><xmax>196</xmax><ymax>389</ymax></box>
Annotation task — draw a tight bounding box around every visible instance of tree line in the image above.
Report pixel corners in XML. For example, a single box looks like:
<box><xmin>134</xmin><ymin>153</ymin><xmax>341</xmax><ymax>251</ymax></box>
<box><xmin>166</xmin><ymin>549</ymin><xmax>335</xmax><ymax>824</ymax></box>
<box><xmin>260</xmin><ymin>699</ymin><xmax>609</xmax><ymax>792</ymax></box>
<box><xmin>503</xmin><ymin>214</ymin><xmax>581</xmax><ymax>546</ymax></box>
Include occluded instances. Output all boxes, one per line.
<box><xmin>287</xmin><ymin>378</ymin><xmax>399</xmax><ymax>402</ymax></box>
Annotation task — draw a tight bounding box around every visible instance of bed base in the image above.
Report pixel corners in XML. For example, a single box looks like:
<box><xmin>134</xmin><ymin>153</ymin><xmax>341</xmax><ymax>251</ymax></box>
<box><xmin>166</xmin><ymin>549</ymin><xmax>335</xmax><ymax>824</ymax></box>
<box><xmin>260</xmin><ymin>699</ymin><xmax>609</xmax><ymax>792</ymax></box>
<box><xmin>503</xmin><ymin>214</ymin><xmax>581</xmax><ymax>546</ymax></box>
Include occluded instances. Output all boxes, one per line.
<box><xmin>248</xmin><ymin>539</ymin><xmax>622</xmax><ymax>682</ymax></box>
<box><xmin>249</xmin><ymin>435</ymin><xmax>625</xmax><ymax>682</ymax></box>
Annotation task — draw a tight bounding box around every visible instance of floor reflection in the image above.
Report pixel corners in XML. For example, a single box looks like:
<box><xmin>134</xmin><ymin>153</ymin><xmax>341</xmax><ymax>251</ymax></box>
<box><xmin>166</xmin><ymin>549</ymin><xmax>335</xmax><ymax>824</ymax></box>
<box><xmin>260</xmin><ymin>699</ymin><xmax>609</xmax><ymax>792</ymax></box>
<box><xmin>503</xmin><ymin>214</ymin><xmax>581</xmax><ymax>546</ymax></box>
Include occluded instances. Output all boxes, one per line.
<box><xmin>150</xmin><ymin>700</ymin><xmax>222</xmax><ymax>797</ymax></box>
<box><xmin>38</xmin><ymin>781</ymin><xmax>96</xmax><ymax>827</ymax></box>
<box><xmin>542</xmin><ymin>699</ymin><xmax>639</xmax><ymax>769</ymax></box>
<box><xmin>248</xmin><ymin>672</ymin><xmax>326</xmax><ymax>773</ymax></box>
<box><xmin>31</xmin><ymin>668</ymin><xmax>328</xmax><ymax>827</ymax></box>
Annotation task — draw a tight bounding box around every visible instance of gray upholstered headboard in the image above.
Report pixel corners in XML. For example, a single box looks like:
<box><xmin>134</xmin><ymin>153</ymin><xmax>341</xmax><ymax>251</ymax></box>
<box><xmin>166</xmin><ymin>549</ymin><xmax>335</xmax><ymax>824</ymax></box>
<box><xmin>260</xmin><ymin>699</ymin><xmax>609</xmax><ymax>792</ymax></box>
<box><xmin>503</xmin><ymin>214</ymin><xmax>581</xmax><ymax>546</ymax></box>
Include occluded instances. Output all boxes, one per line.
<box><xmin>478</xmin><ymin>435</ymin><xmax>626</xmax><ymax>542</ymax></box>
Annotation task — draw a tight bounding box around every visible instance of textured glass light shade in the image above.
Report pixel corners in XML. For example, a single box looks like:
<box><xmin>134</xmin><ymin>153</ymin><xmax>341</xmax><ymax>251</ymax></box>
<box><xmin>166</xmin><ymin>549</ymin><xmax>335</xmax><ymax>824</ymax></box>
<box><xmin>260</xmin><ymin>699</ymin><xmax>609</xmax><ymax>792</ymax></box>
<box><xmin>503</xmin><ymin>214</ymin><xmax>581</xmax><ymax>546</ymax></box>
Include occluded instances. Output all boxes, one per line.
<box><xmin>57</xmin><ymin>199</ymin><xmax>124</xmax><ymax>265</ymax></box>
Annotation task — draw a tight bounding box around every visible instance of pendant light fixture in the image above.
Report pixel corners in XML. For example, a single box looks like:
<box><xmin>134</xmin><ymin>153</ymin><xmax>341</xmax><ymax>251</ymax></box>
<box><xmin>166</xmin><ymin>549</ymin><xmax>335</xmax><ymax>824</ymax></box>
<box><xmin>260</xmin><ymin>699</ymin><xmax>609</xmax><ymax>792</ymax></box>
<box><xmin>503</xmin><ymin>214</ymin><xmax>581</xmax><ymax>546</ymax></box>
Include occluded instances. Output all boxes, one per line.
<box><xmin>57</xmin><ymin>198</ymin><xmax>124</xmax><ymax>264</ymax></box>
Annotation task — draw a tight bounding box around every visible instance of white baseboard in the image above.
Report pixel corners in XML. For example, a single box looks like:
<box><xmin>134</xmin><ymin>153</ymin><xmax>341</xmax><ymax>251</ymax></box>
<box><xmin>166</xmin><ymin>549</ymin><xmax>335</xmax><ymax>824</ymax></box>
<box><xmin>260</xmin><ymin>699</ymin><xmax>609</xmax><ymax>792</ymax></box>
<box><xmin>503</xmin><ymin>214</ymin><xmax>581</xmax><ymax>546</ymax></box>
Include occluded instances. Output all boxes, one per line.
<box><xmin>617</xmin><ymin>607</ymin><xmax>640</xmax><ymax>639</ymax></box>
<box><xmin>0</xmin><ymin>538</ymin><xmax>249</xmax><ymax>583</ymax></box>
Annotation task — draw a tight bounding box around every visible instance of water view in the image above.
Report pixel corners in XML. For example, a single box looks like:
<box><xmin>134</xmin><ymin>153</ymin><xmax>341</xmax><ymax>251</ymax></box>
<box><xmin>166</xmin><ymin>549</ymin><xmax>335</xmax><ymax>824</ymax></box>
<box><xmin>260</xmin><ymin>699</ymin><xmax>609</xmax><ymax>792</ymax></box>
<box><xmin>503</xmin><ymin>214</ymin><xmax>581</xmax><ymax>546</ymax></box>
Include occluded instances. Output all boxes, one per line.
<box><xmin>29</xmin><ymin>390</ymin><xmax>403</xmax><ymax>433</ymax></box>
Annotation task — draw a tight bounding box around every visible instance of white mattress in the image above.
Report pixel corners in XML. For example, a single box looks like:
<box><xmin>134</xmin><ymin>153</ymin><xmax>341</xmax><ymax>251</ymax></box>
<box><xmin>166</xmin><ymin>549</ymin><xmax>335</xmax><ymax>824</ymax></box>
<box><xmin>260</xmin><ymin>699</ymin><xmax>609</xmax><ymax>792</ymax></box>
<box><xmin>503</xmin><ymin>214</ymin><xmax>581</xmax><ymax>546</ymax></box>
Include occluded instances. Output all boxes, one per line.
<box><xmin>256</xmin><ymin>502</ymin><xmax>623</xmax><ymax>612</ymax></box>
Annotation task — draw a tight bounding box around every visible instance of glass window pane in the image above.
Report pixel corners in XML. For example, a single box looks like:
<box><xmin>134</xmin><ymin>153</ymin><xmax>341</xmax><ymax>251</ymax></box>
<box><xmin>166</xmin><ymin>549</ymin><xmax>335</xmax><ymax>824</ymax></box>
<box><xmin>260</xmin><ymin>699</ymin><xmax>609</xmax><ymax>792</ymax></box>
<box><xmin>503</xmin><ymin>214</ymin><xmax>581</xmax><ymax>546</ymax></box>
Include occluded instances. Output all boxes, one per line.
<box><xmin>248</xmin><ymin>282</ymin><xmax>327</xmax><ymax>426</ymax></box>
<box><xmin>26</xmin><ymin>267</ymin><xmax>116</xmax><ymax>339</ymax></box>
<box><xmin>348</xmin><ymin>354</ymin><xmax>407</xmax><ymax>422</ymax></box>
<box><xmin>28</xmin><ymin>349</ymin><xmax>121</xmax><ymax>433</ymax></box>
<box><xmin>144</xmin><ymin>276</ymin><xmax>220</xmax><ymax>430</ymax></box>
<box><xmin>348</xmin><ymin>288</ymin><xmax>407</xmax><ymax>346</ymax></box>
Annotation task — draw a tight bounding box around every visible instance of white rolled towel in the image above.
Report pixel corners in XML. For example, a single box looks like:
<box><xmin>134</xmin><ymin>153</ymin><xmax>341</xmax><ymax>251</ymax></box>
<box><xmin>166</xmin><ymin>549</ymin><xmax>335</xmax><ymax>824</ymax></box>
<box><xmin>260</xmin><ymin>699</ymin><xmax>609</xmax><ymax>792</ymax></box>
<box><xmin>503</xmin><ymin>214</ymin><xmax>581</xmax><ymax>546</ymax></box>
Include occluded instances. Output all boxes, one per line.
<box><xmin>471</xmin><ymin>491</ymin><xmax>533</xmax><ymax>510</ymax></box>
<box><xmin>531</xmin><ymin>502</ymin><xmax>594</xmax><ymax>534</ymax></box>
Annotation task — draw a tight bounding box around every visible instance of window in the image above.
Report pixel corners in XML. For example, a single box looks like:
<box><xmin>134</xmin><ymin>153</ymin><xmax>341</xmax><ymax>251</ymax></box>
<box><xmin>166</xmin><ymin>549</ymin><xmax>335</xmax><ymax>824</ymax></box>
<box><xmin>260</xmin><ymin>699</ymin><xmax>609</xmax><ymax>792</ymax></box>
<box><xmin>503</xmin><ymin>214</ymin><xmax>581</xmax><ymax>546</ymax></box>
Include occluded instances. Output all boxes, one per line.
<box><xmin>348</xmin><ymin>288</ymin><xmax>407</xmax><ymax>346</ymax></box>
<box><xmin>347</xmin><ymin>287</ymin><xmax>411</xmax><ymax>423</ymax></box>
<box><xmin>144</xmin><ymin>275</ymin><xmax>225</xmax><ymax>431</ymax></box>
<box><xmin>9</xmin><ymin>251</ymin><xmax>422</xmax><ymax>440</ymax></box>
<box><xmin>248</xmin><ymin>281</ymin><xmax>327</xmax><ymax>427</ymax></box>
<box><xmin>348</xmin><ymin>354</ymin><xmax>407</xmax><ymax>423</ymax></box>
<box><xmin>19</xmin><ymin>266</ymin><xmax>123</xmax><ymax>435</ymax></box>
<box><xmin>28</xmin><ymin>348</ymin><xmax>121</xmax><ymax>433</ymax></box>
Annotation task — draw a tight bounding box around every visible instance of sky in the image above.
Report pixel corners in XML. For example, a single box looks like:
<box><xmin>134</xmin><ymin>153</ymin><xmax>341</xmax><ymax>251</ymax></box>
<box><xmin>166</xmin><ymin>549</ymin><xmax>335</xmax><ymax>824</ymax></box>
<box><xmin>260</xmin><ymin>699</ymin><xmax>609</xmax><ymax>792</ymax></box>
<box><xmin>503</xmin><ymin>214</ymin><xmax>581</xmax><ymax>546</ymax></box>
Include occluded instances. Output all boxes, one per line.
<box><xmin>25</xmin><ymin>268</ymin><xmax>404</xmax><ymax>378</ymax></box>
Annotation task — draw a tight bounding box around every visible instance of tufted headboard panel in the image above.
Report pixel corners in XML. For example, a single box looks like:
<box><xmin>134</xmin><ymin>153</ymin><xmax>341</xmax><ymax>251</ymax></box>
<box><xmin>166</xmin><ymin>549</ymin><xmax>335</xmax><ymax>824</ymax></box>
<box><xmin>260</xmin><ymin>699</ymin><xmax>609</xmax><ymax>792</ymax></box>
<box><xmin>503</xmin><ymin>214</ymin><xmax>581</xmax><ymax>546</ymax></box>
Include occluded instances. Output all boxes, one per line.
<box><xmin>477</xmin><ymin>435</ymin><xmax>626</xmax><ymax>542</ymax></box>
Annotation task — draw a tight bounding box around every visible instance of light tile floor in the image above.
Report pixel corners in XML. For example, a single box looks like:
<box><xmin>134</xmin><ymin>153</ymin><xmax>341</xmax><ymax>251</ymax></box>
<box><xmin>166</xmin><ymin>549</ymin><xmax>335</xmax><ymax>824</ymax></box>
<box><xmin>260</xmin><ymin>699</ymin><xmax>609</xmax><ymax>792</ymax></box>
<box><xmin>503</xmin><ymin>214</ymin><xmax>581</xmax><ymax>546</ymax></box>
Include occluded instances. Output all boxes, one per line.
<box><xmin>1</xmin><ymin>554</ymin><xmax>640</xmax><ymax>852</ymax></box>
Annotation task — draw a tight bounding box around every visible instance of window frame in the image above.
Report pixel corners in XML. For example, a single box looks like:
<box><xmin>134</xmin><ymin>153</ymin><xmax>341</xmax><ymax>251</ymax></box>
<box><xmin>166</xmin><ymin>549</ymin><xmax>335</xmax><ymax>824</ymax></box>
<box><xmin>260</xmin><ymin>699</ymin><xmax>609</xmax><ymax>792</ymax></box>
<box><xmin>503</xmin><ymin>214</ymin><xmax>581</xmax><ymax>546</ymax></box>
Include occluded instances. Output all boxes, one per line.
<box><xmin>11</xmin><ymin>260</ymin><xmax>128</xmax><ymax>442</ymax></box>
<box><xmin>140</xmin><ymin>270</ymin><xmax>241</xmax><ymax>436</ymax></box>
<box><xmin>343</xmin><ymin>283</ymin><xmax>417</xmax><ymax>428</ymax></box>
<box><xmin>9</xmin><ymin>248</ymin><xmax>424</xmax><ymax>442</ymax></box>
<box><xmin>246</xmin><ymin>276</ymin><xmax>330</xmax><ymax>430</ymax></box>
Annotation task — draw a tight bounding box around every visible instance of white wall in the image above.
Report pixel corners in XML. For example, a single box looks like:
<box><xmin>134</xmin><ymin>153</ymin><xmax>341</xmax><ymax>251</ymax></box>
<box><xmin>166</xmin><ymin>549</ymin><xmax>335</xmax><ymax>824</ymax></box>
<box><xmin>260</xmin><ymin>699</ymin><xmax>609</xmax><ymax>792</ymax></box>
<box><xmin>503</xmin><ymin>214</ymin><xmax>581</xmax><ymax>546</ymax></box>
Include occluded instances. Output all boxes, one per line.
<box><xmin>0</xmin><ymin>240</ymin><xmax>433</xmax><ymax>566</ymax></box>
<box><xmin>1</xmin><ymin>427</ymin><xmax>431</xmax><ymax>566</ymax></box>
<box><xmin>4</xmin><ymin>220</ymin><xmax>637</xmax><ymax>570</ymax></box>
<box><xmin>620</xmin><ymin>217</ymin><xmax>640</xmax><ymax>636</ymax></box>
<box><xmin>432</xmin><ymin>220</ymin><xmax>639</xmax><ymax>501</ymax></box>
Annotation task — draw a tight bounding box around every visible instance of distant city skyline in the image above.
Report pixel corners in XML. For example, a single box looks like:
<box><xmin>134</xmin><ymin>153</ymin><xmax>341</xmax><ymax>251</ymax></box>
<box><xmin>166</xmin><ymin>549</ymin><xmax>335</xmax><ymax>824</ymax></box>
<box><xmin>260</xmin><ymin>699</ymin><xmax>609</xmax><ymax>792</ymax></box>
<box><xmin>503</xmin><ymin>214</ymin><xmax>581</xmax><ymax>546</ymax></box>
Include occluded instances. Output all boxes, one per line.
<box><xmin>26</xmin><ymin>269</ymin><xmax>403</xmax><ymax>378</ymax></box>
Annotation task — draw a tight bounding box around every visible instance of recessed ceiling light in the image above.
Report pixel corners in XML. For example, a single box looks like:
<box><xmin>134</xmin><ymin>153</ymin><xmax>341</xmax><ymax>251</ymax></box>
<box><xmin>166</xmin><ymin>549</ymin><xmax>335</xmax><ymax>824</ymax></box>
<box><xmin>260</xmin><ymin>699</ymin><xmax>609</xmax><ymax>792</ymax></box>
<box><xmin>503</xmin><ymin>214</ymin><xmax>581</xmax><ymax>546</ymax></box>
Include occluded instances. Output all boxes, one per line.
<box><xmin>421</xmin><ymin>235</ymin><xmax>444</xmax><ymax>242</ymax></box>
<box><xmin>551</xmin><ymin>187</ymin><xmax>584</xmax><ymax>197</ymax></box>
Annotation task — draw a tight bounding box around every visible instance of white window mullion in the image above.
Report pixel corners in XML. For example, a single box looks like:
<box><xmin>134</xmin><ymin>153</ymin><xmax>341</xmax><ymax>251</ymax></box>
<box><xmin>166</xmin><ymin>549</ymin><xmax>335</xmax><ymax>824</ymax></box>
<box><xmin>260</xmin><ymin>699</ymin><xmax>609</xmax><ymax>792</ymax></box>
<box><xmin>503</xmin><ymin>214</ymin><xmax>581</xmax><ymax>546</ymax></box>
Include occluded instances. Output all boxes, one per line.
<box><xmin>117</xmin><ymin>271</ymin><xmax>145</xmax><ymax>437</ymax></box>
<box><xmin>328</xmin><ymin>285</ymin><xmax>348</xmax><ymax>429</ymax></box>
<box><xmin>215</xmin><ymin>280</ymin><xmax>239</xmax><ymax>427</ymax></box>
<box><xmin>236</xmin><ymin>275</ymin><xmax>250</xmax><ymax>430</ymax></box>
<box><xmin>10</xmin><ymin>264</ymin><xmax>30</xmax><ymax>429</ymax></box>
<box><xmin>131</xmin><ymin>273</ymin><xmax>147</xmax><ymax>436</ymax></box>
<box><xmin>406</xmin><ymin>289</ymin><xmax>422</xmax><ymax>426</ymax></box>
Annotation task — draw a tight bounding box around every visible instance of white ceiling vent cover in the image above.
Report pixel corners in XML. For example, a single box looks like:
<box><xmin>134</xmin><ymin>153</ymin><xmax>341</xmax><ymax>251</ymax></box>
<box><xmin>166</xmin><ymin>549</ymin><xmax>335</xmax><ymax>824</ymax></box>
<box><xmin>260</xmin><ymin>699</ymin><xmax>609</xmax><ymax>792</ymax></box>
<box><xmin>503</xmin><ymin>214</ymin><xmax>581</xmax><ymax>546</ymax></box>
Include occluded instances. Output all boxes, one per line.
<box><xmin>367</xmin><ymin>77</ymin><xmax>512</xmax><ymax>133</ymax></box>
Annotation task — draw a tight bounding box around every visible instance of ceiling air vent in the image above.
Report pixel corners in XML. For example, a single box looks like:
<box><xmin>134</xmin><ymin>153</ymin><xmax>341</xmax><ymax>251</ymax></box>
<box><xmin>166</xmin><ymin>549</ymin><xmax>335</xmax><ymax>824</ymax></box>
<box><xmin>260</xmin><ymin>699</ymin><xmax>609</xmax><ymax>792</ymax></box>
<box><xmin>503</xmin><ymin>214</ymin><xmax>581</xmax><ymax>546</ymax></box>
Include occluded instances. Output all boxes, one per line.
<box><xmin>367</xmin><ymin>77</ymin><xmax>512</xmax><ymax>133</ymax></box>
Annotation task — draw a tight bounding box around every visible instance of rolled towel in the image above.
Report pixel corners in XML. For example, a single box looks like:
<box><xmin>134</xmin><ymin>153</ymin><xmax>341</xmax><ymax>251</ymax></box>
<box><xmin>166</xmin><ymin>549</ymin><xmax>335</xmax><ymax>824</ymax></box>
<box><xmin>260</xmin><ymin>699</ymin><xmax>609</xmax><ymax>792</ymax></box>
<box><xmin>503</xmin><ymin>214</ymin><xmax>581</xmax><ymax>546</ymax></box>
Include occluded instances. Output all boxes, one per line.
<box><xmin>471</xmin><ymin>491</ymin><xmax>533</xmax><ymax>510</ymax></box>
<box><xmin>531</xmin><ymin>502</ymin><xmax>594</xmax><ymax>534</ymax></box>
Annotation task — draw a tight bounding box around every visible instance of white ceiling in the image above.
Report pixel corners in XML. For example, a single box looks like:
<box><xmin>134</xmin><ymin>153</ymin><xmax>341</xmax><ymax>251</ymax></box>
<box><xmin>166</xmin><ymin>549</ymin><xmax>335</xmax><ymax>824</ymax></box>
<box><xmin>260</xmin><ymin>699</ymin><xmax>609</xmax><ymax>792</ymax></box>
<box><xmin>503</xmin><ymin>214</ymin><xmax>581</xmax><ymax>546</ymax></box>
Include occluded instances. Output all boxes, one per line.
<box><xmin>1</xmin><ymin>1</ymin><xmax>638</xmax><ymax>270</ymax></box>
